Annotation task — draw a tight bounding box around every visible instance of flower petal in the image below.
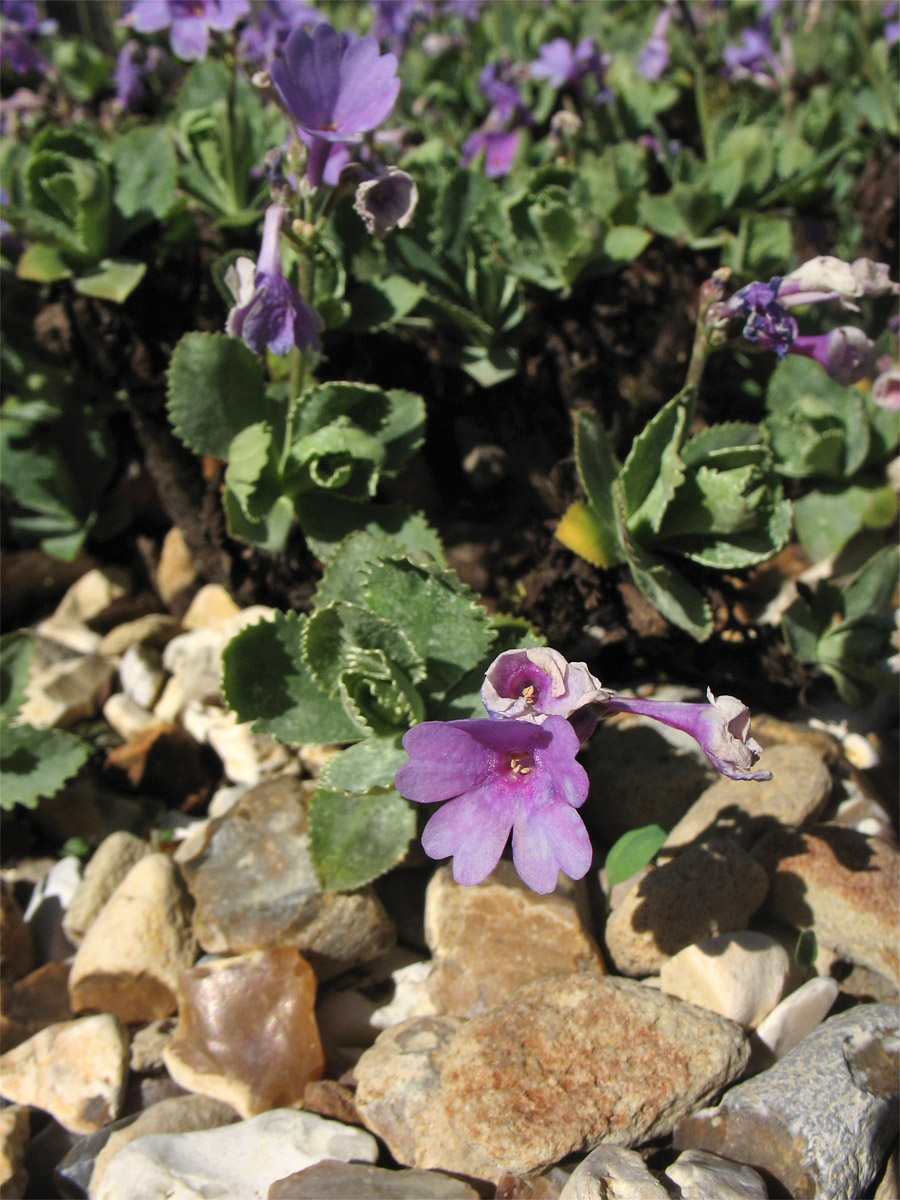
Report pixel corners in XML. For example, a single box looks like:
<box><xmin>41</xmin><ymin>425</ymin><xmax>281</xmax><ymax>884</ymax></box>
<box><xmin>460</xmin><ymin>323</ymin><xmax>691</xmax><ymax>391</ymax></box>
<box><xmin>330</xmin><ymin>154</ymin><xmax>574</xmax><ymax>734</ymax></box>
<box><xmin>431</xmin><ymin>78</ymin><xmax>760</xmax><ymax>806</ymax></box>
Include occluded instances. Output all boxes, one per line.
<box><xmin>421</xmin><ymin>787</ymin><xmax>514</xmax><ymax>885</ymax></box>
<box><xmin>395</xmin><ymin>721</ymin><xmax>491</xmax><ymax>803</ymax></box>
<box><xmin>512</xmin><ymin>803</ymin><xmax>592</xmax><ymax>893</ymax></box>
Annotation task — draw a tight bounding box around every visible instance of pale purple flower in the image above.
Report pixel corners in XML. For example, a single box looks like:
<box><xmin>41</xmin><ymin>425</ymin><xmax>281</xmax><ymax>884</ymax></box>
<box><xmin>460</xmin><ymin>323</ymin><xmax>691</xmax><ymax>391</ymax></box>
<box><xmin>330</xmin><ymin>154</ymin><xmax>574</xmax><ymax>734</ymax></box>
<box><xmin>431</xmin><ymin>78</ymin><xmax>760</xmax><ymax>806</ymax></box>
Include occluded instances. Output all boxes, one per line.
<box><xmin>790</xmin><ymin>327</ymin><xmax>877</xmax><ymax>386</ymax></box>
<box><xmin>124</xmin><ymin>0</ymin><xmax>250</xmax><ymax>61</ymax></box>
<box><xmin>395</xmin><ymin>715</ymin><xmax>592</xmax><ymax>893</ymax></box>
<box><xmin>883</xmin><ymin>1</ymin><xmax>900</xmax><ymax>44</ymax></box>
<box><xmin>637</xmin><ymin>7</ymin><xmax>672</xmax><ymax>81</ymax></box>
<box><xmin>352</xmin><ymin>166</ymin><xmax>418</xmax><ymax>236</ymax></box>
<box><xmin>442</xmin><ymin>0</ymin><xmax>483</xmax><ymax>18</ymax></box>
<box><xmin>270</xmin><ymin>22</ymin><xmax>400</xmax><ymax>187</ymax></box>
<box><xmin>0</xmin><ymin>0</ymin><xmax>56</xmax><ymax>74</ymax></box>
<box><xmin>370</xmin><ymin>0</ymin><xmax>433</xmax><ymax>50</ymax></box>
<box><xmin>238</xmin><ymin>1</ymin><xmax>324</xmax><ymax>68</ymax></box>
<box><xmin>778</xmin><ymin>255</ymin><xmax>900</xmax><ymax>310</ymax></box>
<box><xmin>225</xmin><ymin>204</ymin><xmax>322</xmax><ymax>355</ymax></box>
<box><xmin>606</xmin><ymin>688</ymin><xmax>772</xmax><ymax>782</ymax></box>
<box><xmin>873</xmin><ymin>366</ymin><xmax>900</xmax><ymax>410</ymax></box>
<box><xmin>461</xmin><ymin>128</ymin><xmax>520</xmax><ymax>177</ymax></box>
<box><xmin>478</xmin><ymin>59</ymin><xmax>524</xmax><ymax>122</ymax></box>
<box><xmin>530</xmin><ymin>36</ymin><xmax>607</xmax><ymax>91</ymax></box>
<box><xmin>482</xmin><ymin>648</ymin><xmax>609</xmax><ymax>725</ymax></box>
<box><xmin>722</xmin><ymin>18</ymin><xmax>783</xmax><ymax>88</ymax></box>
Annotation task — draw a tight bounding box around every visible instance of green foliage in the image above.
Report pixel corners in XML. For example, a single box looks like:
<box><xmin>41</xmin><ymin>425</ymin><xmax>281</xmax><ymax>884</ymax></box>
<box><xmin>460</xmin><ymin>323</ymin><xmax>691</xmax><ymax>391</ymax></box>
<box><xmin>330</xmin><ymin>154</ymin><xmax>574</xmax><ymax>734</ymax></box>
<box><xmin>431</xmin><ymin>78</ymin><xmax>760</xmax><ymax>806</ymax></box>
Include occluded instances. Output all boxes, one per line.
<box><xmin>781</xmin><ymin>545</ymin><xmax>899</xmax><ymax>706</ymax></box>
<box><xmin>166</xmin><ymin>333</ymin><xmax>426</xmax><ymax>554</ymax></box>
<box><xmin>604</xmin><ymin>824</ymin><xmax>668</xmax><ymax>888</ymax></box>
<box><xmin>560</xmin><ymin>394</ymin><xmax>791</xmax><ymax>640</ymax></box>
<box><xmin>0</xmin><ymin>633</ymin><xmax>91</xmax><ymax>813</ymax></box>
<box><xmin>223</xmin><ymin>529</ymin><xmax>539</xmax><ymax>887</ymax></box>
<box><xmin>3</xmin><ymin>125</ymin><xmax>177</xmax><ymax>301</ymax></box>
<box><xmin>763</xmin><ymin>357</ymin><xmax>899</xmax><ymax>561</ymax></box>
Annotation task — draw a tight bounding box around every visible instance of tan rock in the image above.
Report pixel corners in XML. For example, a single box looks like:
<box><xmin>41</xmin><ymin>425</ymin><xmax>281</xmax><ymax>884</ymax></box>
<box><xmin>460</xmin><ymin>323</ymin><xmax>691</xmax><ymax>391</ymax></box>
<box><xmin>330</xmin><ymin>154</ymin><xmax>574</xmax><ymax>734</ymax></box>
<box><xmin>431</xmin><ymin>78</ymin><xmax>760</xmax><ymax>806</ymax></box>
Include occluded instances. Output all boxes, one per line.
<box><xmin>97</xmin><ymin>613</ymin><xmax>179</xmax><ymax>658</ymax></box>
<box><xmin>753</xmin><ymin>824</ymin><xmax>900</xmax><ymax>986</ymax></box>
<box><xmin>162</xmin><ymin>946</ymin><xmax>324</xmax><ymax>1119</ymax></box>
<box><xmin>659</xmin><ymin>743</ymin><xmax>832</xmax><ymax>858</ymax></box>
<box><xmin>20</xmin><ymin>654</ymin><xmax>116</xmax><ymax>729</ymax></box>
<box><xmin>1</xmin><ymin>961</ymin><xmax>72</xmax><ymax>1050</ymax></box>
<box><xmin>664</xmin><ymin>1148</ymin><xmax>768</xmax><ymax>1199</ymax></box>
<box><xmin>50</xmin><ymin>567</ymin><xmax>131</xmax><ymax>626</ymax></box>
<box><xmin>659</xmin><ymin>932</ymin><xmax>790</xmax><ymax>1028</ymax></box>
<box><xmin>89</xmin><ymin>1094</ymin><xmax>238</xmax><ymax>1196</ymax></box>
<box><xmin>0</xmin><ymin>880</ymin><xmax>34</xmax><ymax>984</ymax></box>
<box><xmin>353</xmin><ymin>1015</ymin><xmax>494</xmax><ymax>1180</ymax></box>
<box><xmin>559</xmin><ymin>1146</ymin><xmax>670</xmax><ymax>1200</ymax></box>
<box><xmin>129</xmin><ymin>1017</ymin><xmax>177</xmax><ymax>1072</ymax></box>
<box><xmin>605</xmin><ymin>839</ymin><xmax>770</xmax><ymax>976</ymax></box>
<box><xmin>424</xmin><ymin>862</ymin><xmax>604</xmax><ymax>1018</ymax></box>
<box><xmin>438</xmin><ymin>973</ymin><xmax>749</xmax><ymax>1178</ymax></box>
<box><xmin>101</xmin><ymin>693</ymin><xmax>162</xmax><ymax>741</ymax></box>
<box><xmin>0</xmin><ymin>1014</ymin><xmax>129</xmax><ymax>1133</ymax></box>
<box><xmin>62</xmin><ymin>831</ymin><xmax>151</xmax><ymax>945</ymax></box>
<box><xmin>69</xmin><ymin>853</ymin><xmax>196</xmax><ymax>1023</ymax></box>
<box><xmin>0</xmin><ymin>1105</ymin><xmax>29</xmax><ymax>1198</ymax></box>
<box><xmin>180</xmin><ymin>583</ymin><xmax>242</xmax><ymax>630</ymax></box>
<box><xmin>269</xmin><ymin>1160</ymin><xmax>483</xmax><ymax>1198</ymax></box>
<box><xmin>156</xmin><ymin>526</ymin><xmax>197</xmax><ymax>605</ymax></box>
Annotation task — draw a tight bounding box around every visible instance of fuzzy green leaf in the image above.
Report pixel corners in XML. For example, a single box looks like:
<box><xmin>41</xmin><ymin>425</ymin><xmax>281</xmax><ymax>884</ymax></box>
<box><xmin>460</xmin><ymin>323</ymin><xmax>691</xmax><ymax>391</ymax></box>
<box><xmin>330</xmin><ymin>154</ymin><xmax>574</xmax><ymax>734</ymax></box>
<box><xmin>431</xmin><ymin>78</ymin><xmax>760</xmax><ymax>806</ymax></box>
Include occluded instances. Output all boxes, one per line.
<box><xmin>362</xmin><ymin>558</ymin><xmax>495</xmax><ymax>697</ymax></box>
<box><xmin>1</xmin><ymin>719</ymin><xmax>90</xmax><ymax>811</ymax></box>
<box><xmin>604</xmin><ymin>824</ymin><xmax>668</xmax><ymax>888</ymax></box>
<box><xmin>73</xmin><ymin>258</ymin><xmax>146</xmax><ymax>303</ymax></box>
<box><xmin>319</xmin><ymin>736</ymin><xmax>408</xmax><ymax>793</ymax></box>
<box><xmin>315</xmin><ymin>529</ymin><xmax>444</xmax><ymax>610</ymax></box>
<box><xmin>304</xmin><ymin>602</ymin><xmax>425</xmax><ymax>698</ymax></box>
<box><xmin>793</xmin><ymin>481</ymin><xmax>898</xmax><ymax>562</ymax></box>
<box><xmin>167</xmin><ymin>332</ymin><xmax>269</xmax><ymax>460</ymax></box>
<box><xmin>0</xmin><ymin>632</ymin><xmax>34</xmax><ymax>721</ymax></box>
<box><xmin>841</xmin><ymin>544</ymin><xmax>900</xmax><ymax>625</ymax></box>
<box><xmin>111</xmin><ymin>126</ymin><xmax>177</xmax><ymax>222</ymax></box>
<box><xmin>572</xmin><ymin>411</ymin><xmax>623</xmax><ymax>565</ymax></box>
<box><xmin>621</xmin><ymin>391</ymin><xmax>689</xmax><ymax>536</ymax></box>
<box><xmin>308</xmin><ymin>786</ymin><xmax>416</xmax><ymax>890</ymax></box>
<box><xmin>222</xmin><ymin>611</ymin><xmax>364</xmax><ymax>745</ymax></box>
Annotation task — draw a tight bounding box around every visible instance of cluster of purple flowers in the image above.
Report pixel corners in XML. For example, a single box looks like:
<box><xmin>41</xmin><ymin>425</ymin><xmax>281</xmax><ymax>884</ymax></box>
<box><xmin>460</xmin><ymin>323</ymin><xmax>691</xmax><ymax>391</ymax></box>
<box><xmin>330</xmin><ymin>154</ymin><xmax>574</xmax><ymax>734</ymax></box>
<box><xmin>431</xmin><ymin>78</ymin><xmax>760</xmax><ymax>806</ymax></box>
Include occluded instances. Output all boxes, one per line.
<box><xmin>395</xmin><ymin>647</ymin><xmax>771</xmax><ymax>894</ymax></box>
<box><xmin>723</xmin><ymin>256</ymin><xmax>900</xmax><ymax>388</ymax></box>
<box><xmin>0</xmin><ymin>0</ymin><xmax>56</xmax><ymax>76</ymax></box>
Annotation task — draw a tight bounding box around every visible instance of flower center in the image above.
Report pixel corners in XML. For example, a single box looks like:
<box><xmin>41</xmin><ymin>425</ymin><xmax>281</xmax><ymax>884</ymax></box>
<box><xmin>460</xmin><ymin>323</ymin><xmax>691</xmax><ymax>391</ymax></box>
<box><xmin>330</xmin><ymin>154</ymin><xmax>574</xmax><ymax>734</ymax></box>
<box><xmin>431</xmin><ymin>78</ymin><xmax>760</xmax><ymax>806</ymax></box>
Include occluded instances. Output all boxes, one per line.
<box><xmin>508</xmin><ymin>752</ymin><xmax>534</xmax><ymax>776</ymax></box>
<box><xmin>520</xmin><ymin>683</ymin><xmax>536</xmax><ymax>705</ymax></box>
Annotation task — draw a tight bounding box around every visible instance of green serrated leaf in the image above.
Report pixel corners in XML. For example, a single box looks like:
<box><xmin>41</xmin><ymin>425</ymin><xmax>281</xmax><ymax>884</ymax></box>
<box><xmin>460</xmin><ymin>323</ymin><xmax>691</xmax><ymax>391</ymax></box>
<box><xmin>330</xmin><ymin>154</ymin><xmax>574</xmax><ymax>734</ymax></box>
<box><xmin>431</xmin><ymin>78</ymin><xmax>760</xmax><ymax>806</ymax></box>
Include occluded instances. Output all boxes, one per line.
<box><xmin>1</xmin><ymin>720</ymin><xmax>91</xmax><ymax>811</ymax></box>
<box><xmin>318</xmin><ymin>736</ymin><xmax>408</xmax><ymax>793</ymax></box>
<box><xmin>222</xmin><ymin>612</ymin><xmax>364</xmax><ymax>745</ymax></box>
<box><xmin>572</xmin><ymin>411</ymin><xmax>623</xmax><ymax>566</ymax></box>
<box><xmin>223</xmin><ymin>489</ymin><xmax>294</xmax><ymax>554</ymax></box>
<box><xmin>680</xmin><ymin>423</ymin><xmax>765</xmax><ymax>465</ymax></box>
<box><xmin>841</xmin><ymin>545</ymin><xmax>900</xmax><ymax>624</ymax></box>
<box><xmin>15</xmin><ymin>243</ymin><xmax>73</xmax><ymax>283</ymax></box>
<box><xmin>295</xmin><ymin>495</ymin><xmax>441</xmax><ymax>563</ymax></box>
<box><xmin>304</xmin><ymin>602</ymin><xmax>425</xmax><ymax>698</ymax></box>
<box><xmin>224</xmin><ymin>422</ymin><xmax>274</xmax><ymax>517</ymax></box>
<box><xmin>73</xmin><ymin>258</ymin><xmax>146</xmax><ymax>303</ymax></box>
<box><xmin>0</xmin><ymin>632</ymin><xmax>34</xmax><ymax>721</ymax></box>
<box><xmin>604</xmin><ymin>824</ymin><xmax>668</xmax><ymax>887</ymax></box>
<box><xmin>621</xmin><ymin>392</ymin><xmax>689</xmax><ymax>537</ymax></box>
<box><xmin>308</xmin><ymin>786</ymin><xmax>416</xmax><ymax>890</ymax></box>
<box><xmin>111</xmin><ymin>126</ymin><xmax>177</xmax><ymax>222</ymax></box>
<box><xmin>167</xmin><ymin>332</ymin><xmax>269</xmax><ymax>460</ymax></box>
<box><xmin>793</xmin><ymin>481</ymin><xmax>898</xmax><ymax>561</ymax></box>
<box><xmin>362</xmin><ymin>558</ymin><xmax>495</xmax><ymax>697</ymax></box>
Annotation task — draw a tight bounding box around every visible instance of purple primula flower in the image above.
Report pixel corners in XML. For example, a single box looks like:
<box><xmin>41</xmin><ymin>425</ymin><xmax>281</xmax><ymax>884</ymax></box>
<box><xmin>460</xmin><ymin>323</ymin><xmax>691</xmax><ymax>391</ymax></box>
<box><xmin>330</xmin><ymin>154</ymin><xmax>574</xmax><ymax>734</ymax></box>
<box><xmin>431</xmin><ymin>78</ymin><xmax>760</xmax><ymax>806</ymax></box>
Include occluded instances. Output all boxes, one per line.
<box><xmin>225</xmin><ymin>204</ymin><xmax>322</xmax><ymax>356</ymax></box>
<box><xmin>352</xmin><ymin>165</ymin><xmax>418</xmax><ymax>236</ymax></box>
<box><xmin>530</xmin><ymin>36</ymin><xmax>606</xmax><ymax>91</ymax></box>
<box><xmin>722</xmin><ymin>18</ymin><xmax>783</xmax><ymax>88</ymax></box>
<box><xmin>114</xmin><ymin>39</ymin><xmax>167</xmax><ymax>108</ymax></box>
<box><xmin>0</xmin><ymin>0</ymin><xmax>56</xmax><ymax>74</ymax></box>
<box><xmin>461</xmin><ymin>127</ymin><xmax>520</xmax><ymax>177</ymax></box>
<box><xmin>270</xmin><ymin>22</ymin><xmax>400</xmax><ymax>188</ymax></box>
<box><xmin>727</xmin><ymin>277</ymin><xmax>798</xmax><ymax>359</ymax></box>
<box><xmin>479</xmin><ymin>59</ymin><xmax>522</xmax><ymax>122</ymax></box>
<box><xmin>238</xmin><ymin>1</ymin><xmax>324</xmax><ymax>68</ymax></box>
<box><xmin>482</xmin><ymin>648</ymin><xmax>609</xmax><ymax>725</ymax></box>
<box><xmin>370</xmin><ymin>0</ymin><xmax>433</xmax><ymax>51</ymax></box>
<box><xmin>606</xmin><ymin>688</ymin><xmax>772</xmax><ymax>782</ymax></box>
<box><xmin>778</xmin><ymin>255</ymin><xmax>900</xmax><ymax>310</ymax></box>
<box><xmin>790</xmin><ymin>327</ymin><xmax>877</xmax><ymax>386</ymax></box>
<box><xmin>395</xmin><ymin>715</ymin><xmax>592</xmax><ymax>893</ymax></box>
<box><xmin>872</xmin><ymin>365</ymin><xmax>900</xmax><ymax>410</ymax></box>
<box><xmin>883</xmin><ymin>1</ymin><xmax>900</xmax><ymax>44</ymax></box>
<box><xmin>637</xmin><ymin>7</ymin><xmax>672</xmax><ymax>81</ymax></box>
<box><xmin>125</xmin><ymin>0</ymin><xmax>250</xmax><ymax>61</ymax></box>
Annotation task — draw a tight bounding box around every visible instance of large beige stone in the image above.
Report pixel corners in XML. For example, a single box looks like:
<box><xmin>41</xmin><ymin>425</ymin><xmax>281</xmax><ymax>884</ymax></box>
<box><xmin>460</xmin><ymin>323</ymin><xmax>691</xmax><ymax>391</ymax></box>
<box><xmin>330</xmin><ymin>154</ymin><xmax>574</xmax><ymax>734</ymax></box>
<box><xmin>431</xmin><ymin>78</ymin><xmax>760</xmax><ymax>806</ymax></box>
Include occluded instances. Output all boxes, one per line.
<box><xmin>659</xmin><ymin>931</ymin><xmax>790</xmax><ymax>1028</ymax></box>
<box><xmin>753</xmin><ymin>824</ymin><xmax>900</xmax><ymax>986</ymax></box>
<box><xmin>69</xmin><ymin>853</ymin><xmax>196</xmax><ymax>1023</ymax></box>
<box><xmin>424</xmin><ymin>862</ymin><xmax>604</xmax><ymax>1018</ymax></box>
<box><xmin>62</xmin><ymin>831</ymin><xmax>150</xmax><ymax>945</ymax></box>
<box><xmin>659</xmin><ymin>743</ymin><xmax>832</xmax><ymax>857</ymax></box>
<box><xmin>0</xmin><ymin>1105</ymin><xmax>29</xmax><ymax>1198</ymax></box>
<box><xmin>605</xmin><ymin>839</ymin><xmax>769</xmax><ymax>976</ymax></box>
<box><xmin>0</xmin><ymin>1014</ymin><xmax>129</xmax><ymax>1133</ymax></box>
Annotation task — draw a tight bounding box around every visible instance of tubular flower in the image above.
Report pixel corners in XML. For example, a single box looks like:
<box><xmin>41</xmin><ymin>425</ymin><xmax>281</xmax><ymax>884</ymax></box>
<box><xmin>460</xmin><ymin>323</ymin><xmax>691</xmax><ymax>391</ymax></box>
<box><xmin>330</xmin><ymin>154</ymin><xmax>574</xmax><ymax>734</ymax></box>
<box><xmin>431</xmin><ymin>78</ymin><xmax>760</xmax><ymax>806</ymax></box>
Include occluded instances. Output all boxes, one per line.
<box><xmin>270</xmin><ymin>22</ymin><xmax>400</xmax><ymax>187</ymax></box>
<box><xmin>352</xmin><ymin>166</ymin><xmax>418</xmax><ymax>237</ymax></box>
<box><xmin>790</xmin><ymin>327</ymin><xmax>877</xmax><ymax>386</ymax></box>
<box><xmin>605</xmin><ymin>688</ymin><xmax>772</xmax><ymax>782</ymax></box>
<box><xmin>225</xmin><ymin>204</ymin><xmax>322</xmax><ymax>356</ymax></box>
<box><xmin>637</xmin><ymin>7</ymin><xmax>672</xmax><ymax>81</ymax></box>
<box><xmin>482</xmin><ymin>647</ymin><xmax>609</xmax><ymax>724</ymax></box>
<box><xmin>726</xmin><ymin>278</ymin><xmax>798</xmax><ymax>359</ymax></box>
<box><xmin>395</xmin><ymin>715</ymin><xmax>592</xmax><ymax>894</ymax></box>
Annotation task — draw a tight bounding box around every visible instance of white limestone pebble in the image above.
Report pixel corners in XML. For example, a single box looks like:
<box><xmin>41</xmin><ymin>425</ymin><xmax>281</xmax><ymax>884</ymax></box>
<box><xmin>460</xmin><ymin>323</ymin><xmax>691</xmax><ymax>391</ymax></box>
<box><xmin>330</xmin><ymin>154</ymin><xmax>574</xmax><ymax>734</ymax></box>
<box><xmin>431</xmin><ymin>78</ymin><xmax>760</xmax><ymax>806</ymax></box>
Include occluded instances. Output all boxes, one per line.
<box><xmin>747</xmin><ymin>975</ymin><xmax>839</xmax><ymax>1071</ymax></box>
<box><xmin>559</xmin><ymin>1145</ymin><xmax>669</xmax><ymax>1199</ymax></box>
<box><xmin>91</xmin><ymin>1108</ymin><xmax>379</xmax><ymax>1200</ymax></box>
<box><xmin>665</xmin><ymin>1148</ymin><xmax>768</xmax><ymax>1199</ymax></box>
<box><xmin>659</xmin><ymin>931</ymin><xmax>790</xmax><ymax>1028</ymax></box>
